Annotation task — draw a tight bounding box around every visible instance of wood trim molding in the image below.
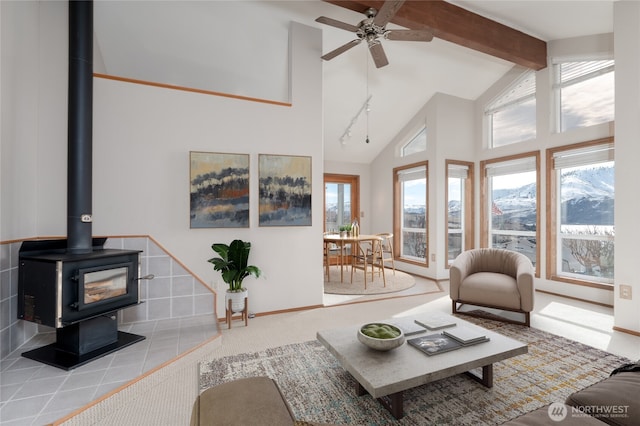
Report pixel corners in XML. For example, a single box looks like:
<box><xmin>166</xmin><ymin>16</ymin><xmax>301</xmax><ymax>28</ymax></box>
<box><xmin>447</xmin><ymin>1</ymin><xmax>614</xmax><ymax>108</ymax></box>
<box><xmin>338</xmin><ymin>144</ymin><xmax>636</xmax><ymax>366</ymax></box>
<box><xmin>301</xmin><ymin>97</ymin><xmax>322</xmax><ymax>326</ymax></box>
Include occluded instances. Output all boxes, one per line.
<box><xmin>612</xmin><ymin>326</ymin><xmax>640</xmax><ymax>337</ymax></box>
<box><xmin>94</xmin><ymin>73</ymin><xmax>292</xmax><ymax>107</ymax></box>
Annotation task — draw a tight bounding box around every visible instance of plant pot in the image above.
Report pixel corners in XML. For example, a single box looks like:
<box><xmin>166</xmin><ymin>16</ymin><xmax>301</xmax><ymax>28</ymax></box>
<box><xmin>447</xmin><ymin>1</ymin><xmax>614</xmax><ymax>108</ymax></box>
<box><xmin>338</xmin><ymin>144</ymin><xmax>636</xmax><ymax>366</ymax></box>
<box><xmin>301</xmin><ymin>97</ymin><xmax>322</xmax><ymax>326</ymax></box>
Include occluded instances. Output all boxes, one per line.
<box><xmin>225</xmin><ymin>288</ymin><xmax>248</xmax><ymax>313</ymax></box>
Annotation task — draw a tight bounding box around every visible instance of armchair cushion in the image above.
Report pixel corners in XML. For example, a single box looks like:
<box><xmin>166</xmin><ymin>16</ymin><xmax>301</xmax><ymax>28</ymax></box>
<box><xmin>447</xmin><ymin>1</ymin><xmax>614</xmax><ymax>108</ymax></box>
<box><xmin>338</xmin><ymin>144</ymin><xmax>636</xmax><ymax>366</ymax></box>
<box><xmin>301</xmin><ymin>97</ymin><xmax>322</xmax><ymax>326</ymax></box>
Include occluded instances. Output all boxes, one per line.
<box><xmin>458</xmin><ymin>272</ymin><xmax>521</xmax><ymax>310</ymax></box>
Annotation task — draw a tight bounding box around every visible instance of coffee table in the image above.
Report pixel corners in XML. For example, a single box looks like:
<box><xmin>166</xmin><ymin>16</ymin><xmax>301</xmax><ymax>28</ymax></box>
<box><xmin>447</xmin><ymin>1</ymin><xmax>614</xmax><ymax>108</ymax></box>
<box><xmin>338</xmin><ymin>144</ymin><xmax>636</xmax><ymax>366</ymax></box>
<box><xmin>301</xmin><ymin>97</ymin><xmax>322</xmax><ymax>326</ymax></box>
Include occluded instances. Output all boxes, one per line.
<box><xmin>316</xmin><ymin>315</ymin><xmax>527</xmax><ymax>419</ymax></box>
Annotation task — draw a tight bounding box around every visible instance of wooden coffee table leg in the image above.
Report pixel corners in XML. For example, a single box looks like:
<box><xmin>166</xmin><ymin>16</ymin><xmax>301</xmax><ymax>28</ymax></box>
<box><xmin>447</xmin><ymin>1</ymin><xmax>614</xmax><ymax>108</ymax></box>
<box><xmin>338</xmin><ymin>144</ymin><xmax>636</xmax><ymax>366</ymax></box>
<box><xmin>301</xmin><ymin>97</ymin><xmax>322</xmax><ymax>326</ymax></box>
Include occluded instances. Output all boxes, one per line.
<box><xmin>378</xmin><ymin>392</ymin><xmax>404</xmax><ymax>419</ymax></box>
<box><xmin>355</xmin><ymin>381</ymin><xmax>404</xmax><ymax>419</ymax></box>
<box><xmin>464</xmin><ymin>364</ymin><xmax>494</xmax><ymax>388</ymax></box>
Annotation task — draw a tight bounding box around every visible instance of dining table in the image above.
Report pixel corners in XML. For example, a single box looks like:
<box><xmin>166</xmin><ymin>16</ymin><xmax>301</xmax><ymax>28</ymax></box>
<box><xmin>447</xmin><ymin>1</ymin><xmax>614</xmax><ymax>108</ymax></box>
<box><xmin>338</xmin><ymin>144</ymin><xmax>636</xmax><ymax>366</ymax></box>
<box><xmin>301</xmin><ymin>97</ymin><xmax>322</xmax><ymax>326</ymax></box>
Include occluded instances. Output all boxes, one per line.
<box><xmin>323</xmin><ymin>234</ymin><xmax>381</xmax><ymax>283</ymax></box>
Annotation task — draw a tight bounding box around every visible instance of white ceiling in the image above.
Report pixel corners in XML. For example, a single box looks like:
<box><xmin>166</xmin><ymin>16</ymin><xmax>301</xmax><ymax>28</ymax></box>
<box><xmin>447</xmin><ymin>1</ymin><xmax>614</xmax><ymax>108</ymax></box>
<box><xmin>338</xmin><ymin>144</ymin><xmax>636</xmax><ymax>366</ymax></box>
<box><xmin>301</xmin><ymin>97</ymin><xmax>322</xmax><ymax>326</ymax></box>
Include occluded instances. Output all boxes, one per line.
<box><xmin>93</xmin><ymin>1</ymin><xmax>615</xmax><ymax>164</ymax></box>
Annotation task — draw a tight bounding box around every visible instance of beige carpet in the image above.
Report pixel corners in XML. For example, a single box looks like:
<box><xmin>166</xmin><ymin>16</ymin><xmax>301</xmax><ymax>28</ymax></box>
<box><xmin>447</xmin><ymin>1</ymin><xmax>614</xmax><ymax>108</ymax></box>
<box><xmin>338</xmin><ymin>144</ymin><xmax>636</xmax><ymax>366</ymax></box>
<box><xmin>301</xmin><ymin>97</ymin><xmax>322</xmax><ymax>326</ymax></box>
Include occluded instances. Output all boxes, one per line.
<box><xmin>324</xmin><ymin>267</ymin><xmax>419</xmax><ymax>294</ymax></box>
<box><xmin>56</xmin><ymin>286</ymin><xmax>639</xmax><ymax>426</ymax></box>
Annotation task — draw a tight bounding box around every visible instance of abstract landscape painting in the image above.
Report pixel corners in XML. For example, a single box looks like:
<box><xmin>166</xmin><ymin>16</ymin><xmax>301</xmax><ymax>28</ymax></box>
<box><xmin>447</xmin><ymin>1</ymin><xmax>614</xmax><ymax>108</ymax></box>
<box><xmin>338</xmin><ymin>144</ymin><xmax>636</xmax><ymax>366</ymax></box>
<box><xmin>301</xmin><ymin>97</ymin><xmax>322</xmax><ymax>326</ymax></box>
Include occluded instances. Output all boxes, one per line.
<box><xmin>190</xmin><ymin>151</ymin><xmax>249</xmax><ymax>228</ymax></box>
<box><xmin>259</xmin><ymin>154</ymin><xmax>312</xmax><ymax>226</ymax></box>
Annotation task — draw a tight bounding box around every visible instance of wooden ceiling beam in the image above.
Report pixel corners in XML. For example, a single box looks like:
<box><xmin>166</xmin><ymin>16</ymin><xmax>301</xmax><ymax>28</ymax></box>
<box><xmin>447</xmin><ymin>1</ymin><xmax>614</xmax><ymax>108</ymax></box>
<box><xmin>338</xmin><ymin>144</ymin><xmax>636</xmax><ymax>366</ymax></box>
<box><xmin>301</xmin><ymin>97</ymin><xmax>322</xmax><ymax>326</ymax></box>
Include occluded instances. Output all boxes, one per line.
<box><xmin>323</xmin><ymin>0</ymin><xmax>547</xmax><ymax>70</ymax></box>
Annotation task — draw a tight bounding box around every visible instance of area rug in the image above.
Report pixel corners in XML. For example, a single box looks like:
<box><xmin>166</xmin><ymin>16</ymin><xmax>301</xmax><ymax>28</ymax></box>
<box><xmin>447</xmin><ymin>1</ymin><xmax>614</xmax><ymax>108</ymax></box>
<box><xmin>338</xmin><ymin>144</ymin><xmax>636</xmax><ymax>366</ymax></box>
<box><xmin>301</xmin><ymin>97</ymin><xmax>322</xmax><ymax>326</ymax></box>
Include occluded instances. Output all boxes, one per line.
<box><xmin>199</xmin><ymin>317</ymin><xmax>632</xmax><ymax>425</ymax></box>
<box><xmin>324</xmin><ymin>268</ymin><xmax>419</xmax><ymax>295</ymax></box>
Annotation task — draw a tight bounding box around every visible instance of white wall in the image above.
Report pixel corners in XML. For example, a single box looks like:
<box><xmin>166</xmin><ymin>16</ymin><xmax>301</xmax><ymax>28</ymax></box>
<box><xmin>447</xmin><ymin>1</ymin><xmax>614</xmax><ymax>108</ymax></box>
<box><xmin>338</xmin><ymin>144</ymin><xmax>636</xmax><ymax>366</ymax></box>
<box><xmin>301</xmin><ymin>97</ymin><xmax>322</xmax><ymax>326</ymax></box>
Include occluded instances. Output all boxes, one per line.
<box><xmin>1</xmin><ymin>1</ymin><xmax>42</xmax><ymax>240</ymax></box>
<box><xmin>96</xmin><ymin>21</ymin><xmax>325</xmax><ymax>316</ymax></box>
<box><xmin>613</xmin><ymin>1</ymin><xmax>640</xmax><ymax>333</ymax></box>
<box><xmin>431</xmin><ymin>93</ymin><xmax>476</xmax><ymax>278</ymax></box>
<box><xmin>1</xmin><ymin>1</ymin><xmax>326</xmax><ymax>316</ymax></box>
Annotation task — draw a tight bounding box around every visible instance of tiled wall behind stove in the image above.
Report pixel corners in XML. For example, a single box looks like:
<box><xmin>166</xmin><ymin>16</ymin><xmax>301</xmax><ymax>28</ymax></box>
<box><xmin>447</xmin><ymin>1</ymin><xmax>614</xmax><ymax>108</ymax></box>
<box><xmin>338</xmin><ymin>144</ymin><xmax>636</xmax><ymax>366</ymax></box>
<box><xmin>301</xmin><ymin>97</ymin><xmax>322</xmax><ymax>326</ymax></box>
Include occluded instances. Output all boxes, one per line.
<box><xmin>0</xmin><ymin>237</ymin><xmax>215</xmax><ymax>360</ymax></box>
<box><xmin>0</xmin><ymin>242</ymin><xmax>38</xmax><ymax>360</ymax></box>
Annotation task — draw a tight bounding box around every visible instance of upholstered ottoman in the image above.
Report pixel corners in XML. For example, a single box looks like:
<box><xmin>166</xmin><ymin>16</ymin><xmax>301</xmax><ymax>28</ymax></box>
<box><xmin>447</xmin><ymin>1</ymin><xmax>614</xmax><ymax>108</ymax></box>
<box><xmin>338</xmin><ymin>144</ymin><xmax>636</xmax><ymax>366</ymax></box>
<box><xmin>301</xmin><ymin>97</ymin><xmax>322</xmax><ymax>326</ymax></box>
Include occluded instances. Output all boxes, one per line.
<box><xmin>503</xmin><ymin>404</ymin><xmax>604</xmax><ymax>425</ymax></box>
<box><xmin>565</xmin><ymin>371</ymin><xmax>640</xmax><ymax>426</ymax></box>
<box><xmin>190</xmin><ymin>376</ymin><xmax>296</xmax><ymax>425</ymax></box>
<box><xmin>503</xmin><ymin>371</ymin><xmax>640</xmax><ymax>425</ymax></box>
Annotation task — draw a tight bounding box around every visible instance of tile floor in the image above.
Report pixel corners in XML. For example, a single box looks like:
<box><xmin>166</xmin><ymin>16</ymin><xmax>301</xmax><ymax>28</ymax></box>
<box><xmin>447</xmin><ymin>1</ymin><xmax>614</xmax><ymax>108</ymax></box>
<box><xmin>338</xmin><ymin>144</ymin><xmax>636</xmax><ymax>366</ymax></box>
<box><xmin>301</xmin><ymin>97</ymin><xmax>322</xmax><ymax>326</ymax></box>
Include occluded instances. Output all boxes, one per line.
<box><xmin>0</xmin><ymin>314</ymin><xmax>218</xmax><ymax>425</ymax></box>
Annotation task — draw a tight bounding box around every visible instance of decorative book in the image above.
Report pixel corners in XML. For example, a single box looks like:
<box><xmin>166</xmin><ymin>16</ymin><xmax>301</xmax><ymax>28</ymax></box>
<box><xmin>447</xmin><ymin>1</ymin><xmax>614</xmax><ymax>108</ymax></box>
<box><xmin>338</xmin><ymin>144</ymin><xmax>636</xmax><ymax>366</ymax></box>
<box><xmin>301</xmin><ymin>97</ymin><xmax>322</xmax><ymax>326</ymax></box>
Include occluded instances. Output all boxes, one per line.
<box><xmin>413</xmin><ymin>314</ymin><xmax>457</xmax><ymax>330</ymax></box>
<box><xmin>384</xmin><ymin>317</ymin><xmax>427</xmax><ymax>336</ymax></box>
<box><xmin>408</xmin><ymin>334</ymin><xmax>462</xmax><ymax>356</ymax></box>
<box><xmin>442</xmin><ymin>326</ymin><xmax>490</xmax><ymax>345</ymax></box>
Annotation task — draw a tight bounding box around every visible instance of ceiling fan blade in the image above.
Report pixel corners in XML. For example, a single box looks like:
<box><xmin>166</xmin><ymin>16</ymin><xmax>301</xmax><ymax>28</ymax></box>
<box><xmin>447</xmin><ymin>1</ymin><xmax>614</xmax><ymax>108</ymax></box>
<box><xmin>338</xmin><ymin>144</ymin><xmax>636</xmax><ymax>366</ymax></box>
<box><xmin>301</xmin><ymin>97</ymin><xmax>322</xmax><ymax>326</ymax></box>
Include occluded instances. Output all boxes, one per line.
<box><xmin>369</xmin><ymin>43</ymin><xmax>389</xmax><ymax>68</ymax></box>
<box><xmin>321</xmin><ymin>39</ymin><xmax>362</xmax><ymax>61</ymax></box>
<box><xmin>373</xmin><ymin>0</ymin><xmax>405</xmax><ymax>27</ymax></box>
<box><xmin>386</xmin><ymin>29</ymin><xmax>433</xmax><ymax>42</ymax></box>
<box><xmin>315</xmin><ymin>16</ymin><xmax>359</xmax><ymax>33</ymax></box>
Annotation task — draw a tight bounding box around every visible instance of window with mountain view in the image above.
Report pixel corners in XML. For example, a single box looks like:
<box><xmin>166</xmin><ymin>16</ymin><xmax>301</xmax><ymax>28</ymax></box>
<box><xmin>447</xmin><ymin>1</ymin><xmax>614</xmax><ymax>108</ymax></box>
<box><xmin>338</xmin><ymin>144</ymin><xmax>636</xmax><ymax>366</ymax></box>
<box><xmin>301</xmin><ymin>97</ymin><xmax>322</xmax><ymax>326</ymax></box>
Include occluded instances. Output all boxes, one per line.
<box><xmin>553</xmin><ymin>59</ymin><xmax>614</xmax><ymax>133</ymax></box>
<box><xmin>481</xmin><ymin>153</ymin><xmax>539</xmax><ymax>270</ymax></box>
<box><xmin>394</xmin><ymin>162</ymin><xmax>428</xmax><ymax>264</ymax></box>
<box><xmin>547</xmin><ymin>140</ymin><xmax>614</xmax><ymax>285</ymax></box>
<box><xmin>485</xmin><ymin>70</ymin><xmax>536</xmax><ymax>148</ymax></box>
<box><xmin>446</xmin><ymin>161</ymin><xmax>474</xmax><ymax>267</ymax></box>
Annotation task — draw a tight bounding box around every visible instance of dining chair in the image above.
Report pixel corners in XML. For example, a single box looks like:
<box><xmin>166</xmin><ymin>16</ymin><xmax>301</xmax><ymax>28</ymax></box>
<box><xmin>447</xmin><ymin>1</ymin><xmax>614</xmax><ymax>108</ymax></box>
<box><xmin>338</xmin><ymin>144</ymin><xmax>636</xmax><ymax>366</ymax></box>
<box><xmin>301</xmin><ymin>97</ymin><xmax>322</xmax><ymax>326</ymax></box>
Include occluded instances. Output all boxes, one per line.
<box><xmin>351</xmin><ymin>236</ymin><xmax>386</xmax><ymax>288</ymax></box>
<box><xmin>376</xmin><ymin>233</ymin><xmax>395</xmax><ymax>275</ymax></box>
<box><xmin>323</xmin><ymin>233</ymin><xmax>344</xmax><ymax>278</ymax></box>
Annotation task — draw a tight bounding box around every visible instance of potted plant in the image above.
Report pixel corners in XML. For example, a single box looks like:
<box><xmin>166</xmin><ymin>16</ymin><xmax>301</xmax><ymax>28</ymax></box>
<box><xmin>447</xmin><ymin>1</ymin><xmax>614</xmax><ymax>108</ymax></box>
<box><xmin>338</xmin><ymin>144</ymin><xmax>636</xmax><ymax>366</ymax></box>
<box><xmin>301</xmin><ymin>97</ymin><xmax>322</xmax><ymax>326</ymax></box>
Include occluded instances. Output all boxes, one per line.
<box><xmin>339</xmin><ymin>224</ymin><xmax>353</xmax><ymax>238</ymax></box>
<box><xmin>208</xmin><ymin>239</ymin><xmax>262</xmax><ymax>313</ymax></box>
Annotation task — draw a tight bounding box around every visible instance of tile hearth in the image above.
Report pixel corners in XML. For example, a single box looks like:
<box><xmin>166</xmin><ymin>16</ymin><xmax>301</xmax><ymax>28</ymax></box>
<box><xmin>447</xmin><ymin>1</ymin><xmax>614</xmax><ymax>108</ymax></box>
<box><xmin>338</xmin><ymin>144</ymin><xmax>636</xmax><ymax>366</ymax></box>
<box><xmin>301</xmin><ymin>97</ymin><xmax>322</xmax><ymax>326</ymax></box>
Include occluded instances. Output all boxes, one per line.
<box><xmin>0</xmin><ymin>314</ymin><xmax>218</xmax><ymax>425</ymax></box>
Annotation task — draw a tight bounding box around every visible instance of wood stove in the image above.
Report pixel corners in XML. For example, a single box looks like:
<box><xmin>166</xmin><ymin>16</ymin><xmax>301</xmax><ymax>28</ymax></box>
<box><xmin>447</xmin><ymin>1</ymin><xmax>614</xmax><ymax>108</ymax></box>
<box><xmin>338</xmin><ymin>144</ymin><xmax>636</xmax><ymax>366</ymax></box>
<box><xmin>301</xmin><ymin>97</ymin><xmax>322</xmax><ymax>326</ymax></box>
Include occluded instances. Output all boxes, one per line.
<box><xmin>16</xmin><ymin>1</ymin><xmax>148</xmax><ymax>370</ymax></box>
<box><xmin>18</xmin><ymin>239</ymin><xmax>145</xmax><ymax>370</ymax></box>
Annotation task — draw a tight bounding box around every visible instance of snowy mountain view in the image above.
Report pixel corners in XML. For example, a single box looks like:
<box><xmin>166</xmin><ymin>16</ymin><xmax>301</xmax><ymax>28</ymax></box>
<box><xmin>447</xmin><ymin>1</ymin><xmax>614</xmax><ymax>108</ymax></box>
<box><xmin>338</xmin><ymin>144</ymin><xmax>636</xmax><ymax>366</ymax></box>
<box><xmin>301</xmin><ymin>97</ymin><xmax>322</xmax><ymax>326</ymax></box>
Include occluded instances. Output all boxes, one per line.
<box><xmin>448</xmin><ymin>165</ymin><xmax>614</xmax><ymax>277</ymax></box>
<box><xmin>484</xmin><ymin>167</ymin><xmax>614</xmax><ymax>231</ymax></box>
<box><xmin>447</xmin><ymin>165</ymin><xmax>614</xmax><ymax>227</ymax></box>
<box><xmin>560</xmin><ymin>166</ymin><xmax>614</xmax><ymax>225</ymax></box>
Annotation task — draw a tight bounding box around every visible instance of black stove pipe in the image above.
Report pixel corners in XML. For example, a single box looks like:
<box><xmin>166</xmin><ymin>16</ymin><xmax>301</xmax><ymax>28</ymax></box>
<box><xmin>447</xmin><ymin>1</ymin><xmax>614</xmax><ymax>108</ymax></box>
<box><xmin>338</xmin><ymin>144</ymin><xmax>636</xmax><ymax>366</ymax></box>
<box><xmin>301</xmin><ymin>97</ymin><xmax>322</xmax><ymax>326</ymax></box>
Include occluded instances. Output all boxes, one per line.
<box><xmin>67</xmin><ymin>0</ymin><xmax>93</xmax><ymax>254</ymax></box>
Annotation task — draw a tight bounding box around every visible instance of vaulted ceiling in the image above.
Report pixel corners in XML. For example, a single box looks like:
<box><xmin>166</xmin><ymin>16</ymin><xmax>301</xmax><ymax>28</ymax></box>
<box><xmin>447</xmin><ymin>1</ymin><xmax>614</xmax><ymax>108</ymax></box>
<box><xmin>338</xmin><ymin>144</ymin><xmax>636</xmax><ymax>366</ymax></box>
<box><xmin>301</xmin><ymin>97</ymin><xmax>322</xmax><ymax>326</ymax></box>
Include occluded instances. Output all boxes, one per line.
<box><xmin>93</xmin><ymin>1</ymin><xmax>615</xmax><ymax>163</ymax></box>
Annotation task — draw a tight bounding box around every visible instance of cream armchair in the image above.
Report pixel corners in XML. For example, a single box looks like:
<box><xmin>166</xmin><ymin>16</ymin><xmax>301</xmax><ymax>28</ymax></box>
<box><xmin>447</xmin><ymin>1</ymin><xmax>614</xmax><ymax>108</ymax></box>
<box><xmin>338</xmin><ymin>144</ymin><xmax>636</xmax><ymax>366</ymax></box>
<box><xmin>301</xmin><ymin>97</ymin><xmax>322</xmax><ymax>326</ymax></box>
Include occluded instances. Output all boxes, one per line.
<box><xmin>450</xmin><ymin>248</ymin><xmax>534</xmax><ymax>326</ymax></box>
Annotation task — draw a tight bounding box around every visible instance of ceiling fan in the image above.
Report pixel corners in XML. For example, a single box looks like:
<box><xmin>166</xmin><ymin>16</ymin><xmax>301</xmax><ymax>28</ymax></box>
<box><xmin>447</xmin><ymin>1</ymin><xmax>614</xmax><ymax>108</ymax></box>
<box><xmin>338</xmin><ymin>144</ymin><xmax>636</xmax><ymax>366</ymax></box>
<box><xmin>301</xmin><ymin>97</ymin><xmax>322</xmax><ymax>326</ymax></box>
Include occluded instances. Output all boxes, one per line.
<box><xmin>315</xmin><ymin>0</ymin><xmax>433</xmax><ymax>68</ymax></box>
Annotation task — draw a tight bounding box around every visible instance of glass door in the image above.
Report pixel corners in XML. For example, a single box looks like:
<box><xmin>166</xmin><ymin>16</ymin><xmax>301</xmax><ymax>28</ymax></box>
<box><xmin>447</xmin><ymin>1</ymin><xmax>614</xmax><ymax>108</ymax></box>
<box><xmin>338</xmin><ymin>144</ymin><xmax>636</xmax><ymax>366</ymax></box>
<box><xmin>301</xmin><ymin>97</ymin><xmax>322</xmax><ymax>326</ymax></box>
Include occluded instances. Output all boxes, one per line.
<box><xmin>324</xmin><ymin>174</ymin><xmax>359</xmax><ymax>233</ymax></box>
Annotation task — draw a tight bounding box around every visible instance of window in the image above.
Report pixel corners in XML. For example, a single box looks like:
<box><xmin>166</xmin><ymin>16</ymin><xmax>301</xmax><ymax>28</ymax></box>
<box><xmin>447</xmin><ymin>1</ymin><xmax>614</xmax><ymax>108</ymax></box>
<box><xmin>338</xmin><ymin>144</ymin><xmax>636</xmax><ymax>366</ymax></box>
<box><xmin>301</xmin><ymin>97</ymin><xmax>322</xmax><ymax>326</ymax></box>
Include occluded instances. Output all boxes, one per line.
<box><xmin>401</xmin><ymin>127</ymin><xmax>427</xmax><ymax>157</ymax></box>
<box><xmin>546</xmin><ymin>139</ymin><xmax>614</xmax><ymax>286</ymax></box>
<box><xmin>553</xmin><ymin>59</ymin><xmax>614</xmax><ymax>132</ymax></box>
<box><xmin>446</xmin><ymin>161</ymin><xmax>474</xmax><ymax>267</ymax></box>
<box><xmin>485</xmin><ymin>70</ymin><xmax>536</xmax><ymax>148</ymax></box>
<box><xmin>481</xmin><ymin>153</ymin><xmax>540</xmax><ymax>272</ymax></box>
<box><xmin>324</xmin><ymin>174</ymin><xmax>359</xmax><ymax>233</ymax></box>
<box><xmin>394</xmin><ymin>162</ymin><xmax>428</xmax><ymax>264</ymax></box>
